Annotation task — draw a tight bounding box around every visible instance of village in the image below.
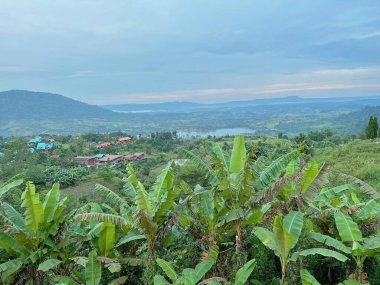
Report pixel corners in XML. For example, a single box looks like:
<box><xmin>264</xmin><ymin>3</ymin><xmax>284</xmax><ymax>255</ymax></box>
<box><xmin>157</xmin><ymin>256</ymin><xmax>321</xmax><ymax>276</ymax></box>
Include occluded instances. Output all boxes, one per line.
<box><xmin>73</xmin><ymin>152</ymin><xmax>145</xmax><ymax>167</ymax></box>
<box><xmin>22</xmin><ymin>134</ymin><xmax>145</xmax><ymax>167</ymax></box>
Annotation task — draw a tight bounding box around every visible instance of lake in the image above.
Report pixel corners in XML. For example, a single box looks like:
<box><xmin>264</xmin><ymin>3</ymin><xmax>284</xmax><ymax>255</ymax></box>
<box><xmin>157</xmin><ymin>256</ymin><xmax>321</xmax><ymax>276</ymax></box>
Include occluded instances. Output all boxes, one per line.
<box><xmin>177</xmin><ymin>128</ymin><xmax>255</xmax><ymax>138</ymax></box>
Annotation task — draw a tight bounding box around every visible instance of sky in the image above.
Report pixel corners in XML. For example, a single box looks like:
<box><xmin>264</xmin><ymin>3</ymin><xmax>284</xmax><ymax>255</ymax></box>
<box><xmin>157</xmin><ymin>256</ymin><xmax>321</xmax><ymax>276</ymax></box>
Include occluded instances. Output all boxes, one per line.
<box><xmin>0</xmin><ymin>0</ymin><xmax>380</xmax><ymax>104</ymax></box>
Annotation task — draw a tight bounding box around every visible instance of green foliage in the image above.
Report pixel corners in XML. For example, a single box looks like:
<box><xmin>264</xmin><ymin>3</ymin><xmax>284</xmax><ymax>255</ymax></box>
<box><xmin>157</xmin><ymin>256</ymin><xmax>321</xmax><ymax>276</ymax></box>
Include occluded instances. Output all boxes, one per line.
<box><xmin>0</xmin><ymin>135</ymin><xmax>379</xmax><ymax>285</ymax></box>
<box><xmin>0</xmin><ymin>182</ymin><xmax>70</xmax><ymax>284</ymax></box>
<box><xmin>85</xmin><ymin>251</ymin><xmax>102</xmax><ymax>285</ymax></box>
<box><xmin>365</xmin><ymin>116</ymin><xmax>379</xmax><ymax>139</ymax></box>
<box><xmin>154</xmin><ymin>246</ymin><xmax>219</xmax><ymax>285</ymax></box>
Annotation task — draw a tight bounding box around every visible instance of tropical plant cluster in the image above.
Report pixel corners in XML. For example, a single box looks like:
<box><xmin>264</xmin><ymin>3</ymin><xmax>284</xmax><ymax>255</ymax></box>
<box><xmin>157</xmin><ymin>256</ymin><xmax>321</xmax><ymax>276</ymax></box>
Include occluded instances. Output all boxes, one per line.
<box><xmin>0</xmin><ymin>136</ymin><xmax>379</xmax><ymax>285</ymax></box>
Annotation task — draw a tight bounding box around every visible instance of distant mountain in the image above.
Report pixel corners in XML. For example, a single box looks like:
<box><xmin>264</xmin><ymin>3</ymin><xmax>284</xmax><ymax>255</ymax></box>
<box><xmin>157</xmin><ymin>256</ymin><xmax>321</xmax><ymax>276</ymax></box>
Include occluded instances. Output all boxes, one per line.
<box><xmin>104</xmin><ymin>101</ymin><xmax>202</xmax><ymax>113</ymax></box>
<box><xmin>0</xmin><ymin>90</ymin><xmax>132</xmax><ymax>136</ymax></box>
<box><xmin>0</xmin><ymin>90</ymin><xmax>121</xmax><ymax>121</ymax></box>
<box><xmin>103</xmin><ymin>96</ymin><xmax>380</xmax><ymax>113</ymax></box>
<box><xmin>1</xmin><ymin>90</ymin><xmax>380</xmax><ymax>136</ymax></box>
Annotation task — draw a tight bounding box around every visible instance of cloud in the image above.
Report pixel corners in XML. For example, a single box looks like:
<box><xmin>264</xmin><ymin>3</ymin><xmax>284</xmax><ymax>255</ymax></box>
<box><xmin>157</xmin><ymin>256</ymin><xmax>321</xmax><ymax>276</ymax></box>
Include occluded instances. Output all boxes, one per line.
<box><xmin>96</xmin><ymin>82</ymin><xmax>380</xmax><ymax>104</ymax></box>
<box><xmin>0</xmin><ymin>66</ymin><xmax>43</xmax><ymax>74</ymax></box>
<box><xmin>0</xmin><ymin>1</ymin><xmax>380</xmax><ymax>103</ymax></box>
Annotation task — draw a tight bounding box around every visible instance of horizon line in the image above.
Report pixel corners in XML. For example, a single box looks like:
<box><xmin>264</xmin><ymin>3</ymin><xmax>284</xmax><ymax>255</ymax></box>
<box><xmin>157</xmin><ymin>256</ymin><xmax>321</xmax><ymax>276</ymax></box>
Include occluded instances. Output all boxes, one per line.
<box><xmin>1</xmin><ymin>89</ymin><xmax>380</xmax><ymax>106</ymax></box>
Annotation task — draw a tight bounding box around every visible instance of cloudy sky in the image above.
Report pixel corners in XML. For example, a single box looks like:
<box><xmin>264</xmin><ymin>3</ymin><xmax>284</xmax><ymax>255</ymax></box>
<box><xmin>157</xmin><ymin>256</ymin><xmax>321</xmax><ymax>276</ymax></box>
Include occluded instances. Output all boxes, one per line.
<box><xmin>1</xmin><ymin>0</ymin><xmax>380</xmax><ymax>104</ymax></box>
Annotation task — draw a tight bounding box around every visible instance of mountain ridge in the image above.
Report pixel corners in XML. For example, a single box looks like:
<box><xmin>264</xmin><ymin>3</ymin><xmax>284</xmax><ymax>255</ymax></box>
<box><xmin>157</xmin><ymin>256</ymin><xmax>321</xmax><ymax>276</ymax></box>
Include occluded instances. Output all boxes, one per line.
<box><xmin>103</xmin><ymin>95</ymin><xmax>380</xmax><ymax>113</ymax></box>
<box><xmin>0</xmin><ymin>89</ymin><xmax>380</xmax><ymax>136</ymax></box>
<box><xmin>0</xmin><ymin>90</ymin><xmax>123</xmax><ymax>121</ymax></box>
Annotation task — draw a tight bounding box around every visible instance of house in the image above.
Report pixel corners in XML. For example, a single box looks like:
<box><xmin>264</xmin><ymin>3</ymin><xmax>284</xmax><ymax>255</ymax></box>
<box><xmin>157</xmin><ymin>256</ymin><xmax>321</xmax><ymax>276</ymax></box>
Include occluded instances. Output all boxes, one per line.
<box><xmin>116</xmin><ymin>136</ymin><xmax>131</xmax><ymax>143</ymax></box>
<box><xmin>50</xmin><ymin>154</ymin><xmax>60</xmax><ymax>159</ymax></box>
<box><xmin>95</xmin><ymin>154</ymin><xmax>105</xmax><ymax>159</ymax></box>
<box><xmin>74</xmin><ymin>156</ymin><xmax>98</xmax><ymax>166</ymax></box>
<box><xmin>36</xmin><ymin>142</ymin><xmax>46</xmax><ymax>151</ymax></box>
<box><xmin>125</xmin><ymin>152</ymin><xmax>145</xmax><ymax>161</ymax></box>
<box><xmin>27</xmin><ymin>137</ymin><xmax>41</xmax><ymax>145</ymax></box>
<box><xmin>98</xmin><ymin>154</ymin><xmax>125</xmax><ymax>166</ymax></box>
<box><xmin>36</xmin><ymin>142</ymin><xmax>55</xmax><ymax>151</ymax></box>
<box><xmin>96</xmin><ymin>142</ymin><xmax>113</xmax><ymax>149</ymax></box>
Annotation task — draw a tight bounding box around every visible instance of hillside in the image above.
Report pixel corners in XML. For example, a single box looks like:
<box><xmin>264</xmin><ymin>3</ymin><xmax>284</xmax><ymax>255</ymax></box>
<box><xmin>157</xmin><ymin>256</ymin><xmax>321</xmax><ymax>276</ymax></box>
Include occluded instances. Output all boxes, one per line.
<box><xmin>313</xmin><ymin>140</ymin><xmax>380</xmax><ymax>191</ymax></box>
<box><xmin>0</xmin><ymin>90</ymin><xmax>133</xmax><ymax>136</ymax></box>
<box><xmin>336</xmin><ymin>106</ymin><xmax>380</xmax><ymax>131</ymax></box>
<box><xmin>0</xmin><ymin>90</ymin><xmax>121</xmax><ymax>121</ymax></box>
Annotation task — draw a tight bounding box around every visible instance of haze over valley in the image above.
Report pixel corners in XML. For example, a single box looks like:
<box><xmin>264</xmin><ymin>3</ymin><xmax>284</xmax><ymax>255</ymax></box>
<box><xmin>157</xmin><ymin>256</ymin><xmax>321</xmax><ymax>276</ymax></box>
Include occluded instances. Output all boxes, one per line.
<box><xmin>1</xmin><ymin>90</ymin><xmax>379</xmax><ymax>137</ymax></box>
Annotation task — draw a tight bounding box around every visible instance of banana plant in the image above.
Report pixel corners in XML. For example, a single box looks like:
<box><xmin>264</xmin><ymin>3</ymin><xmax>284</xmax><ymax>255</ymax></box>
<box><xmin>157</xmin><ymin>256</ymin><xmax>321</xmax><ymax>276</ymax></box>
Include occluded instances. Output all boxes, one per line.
<box><xmin>309</xmin><ymin>211</ymin><xmax>380</xmax><ymax>283</ymax></box>
<box><xmin>178</xmin><ymin>181</ymin><xmax>271</xmax><ymax>249</ymax></box>
<box><xmin>0</xmin><ymin>175</ymin><xmax>23</xmax><ymax>200</ymax></box>
<box><xmin>277</xmin><ymin>160</ymin><xmax>330</xmax><ymax>211</ymax></box>
<box><xmin>200</xmin><ymin>259</ymin><xmax>257</xmax><ymax>285</ymax></box>
<box><xmin>300</xmin><ymin>269</ymin><xmax>367</xmax><ymax>285</ymax></box>
<box><xmin>253</xmin><ymin>211</ymin><xmax>348</xmax><ymax>285</ymax></box>
<box><xmin>0</xmin><ymin>182</ymin><xmax>70</xmax><ymax>284</ymax></box>
<box><xmin>53</xmin><ymin>250</ymin><xmax>129</xmax><ymax>285</ymax></box>
<box><xmin>154</xmin><ymin>246</ymin><xmax>218</xmax><ymax>285</ymax></box>
<box><xmin>182</xmin><ymin>135</ymin><xmax>300</xmax><ymax>251</ymax></box>
<box><xmin>71</xmin><ymin>202</ymin><xmax>147</xmax><ymax>279</ymax></box>
<box><xmin>74</xmin><ymin>161</ymin><xmax>180</xmax><ymax>259</ymax></box>
<box><xmin>154</xmin><ymin>246</ymin><xmax>257</xmax><ymax>285</ymax></box>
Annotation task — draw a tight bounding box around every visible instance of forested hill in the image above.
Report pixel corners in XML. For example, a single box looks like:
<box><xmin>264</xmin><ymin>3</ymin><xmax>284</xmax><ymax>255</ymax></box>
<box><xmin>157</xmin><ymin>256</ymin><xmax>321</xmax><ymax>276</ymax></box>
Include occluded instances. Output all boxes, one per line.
<box><xmin>0</xmin><ymin>90</ymin><xmax>122</xmax><ymax>121</ymax></box>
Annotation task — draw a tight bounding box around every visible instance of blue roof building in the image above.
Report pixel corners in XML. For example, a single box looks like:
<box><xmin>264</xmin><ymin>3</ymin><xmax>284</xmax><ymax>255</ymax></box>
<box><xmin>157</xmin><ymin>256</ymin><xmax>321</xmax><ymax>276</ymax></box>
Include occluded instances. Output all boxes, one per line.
<box><xmin>28</xmin><ymin>138</ymin><xmax>41</xmax><ymax>144</ymax></box>
<box><xmin>95</xmin><ymin>154</ymin><xmax>105</xmax><ymax>158</ymax></box>
<box><xmin>36</xmin><ymin>143</ymin><xmax>46</xmax><ymax>150</ymax></box>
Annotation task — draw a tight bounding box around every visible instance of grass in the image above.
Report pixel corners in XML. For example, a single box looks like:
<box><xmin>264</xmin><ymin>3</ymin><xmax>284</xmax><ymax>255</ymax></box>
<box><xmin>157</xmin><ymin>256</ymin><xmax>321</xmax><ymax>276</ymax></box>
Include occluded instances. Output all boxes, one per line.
<box><xmin>313</xmin><ymin>139</ymin><xmax>380</xmax><ymax>192</ymax></box>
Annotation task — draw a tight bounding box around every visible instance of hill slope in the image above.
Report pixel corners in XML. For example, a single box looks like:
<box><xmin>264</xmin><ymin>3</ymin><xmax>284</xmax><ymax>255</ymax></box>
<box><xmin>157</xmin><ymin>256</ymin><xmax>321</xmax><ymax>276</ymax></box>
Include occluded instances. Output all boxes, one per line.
<box><xmin>0</xmin><ymin>90</ymin><xmax>120</xmax><ymax>121</ymax></box>
<box><xmin>313</xmin><ymin>140</ymin><xmax>380</xmax><ymax>192</ymax></box>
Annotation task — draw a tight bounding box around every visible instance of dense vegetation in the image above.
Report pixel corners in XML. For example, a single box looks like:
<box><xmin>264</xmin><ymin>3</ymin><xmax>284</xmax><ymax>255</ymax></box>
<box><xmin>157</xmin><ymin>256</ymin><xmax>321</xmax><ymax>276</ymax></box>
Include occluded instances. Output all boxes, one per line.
<box><xmin>0</xmin><ymin>131</ymin><xmax>379</xmax><ymax>284</ymax></box>
<box><xmin>366</xmin><ymin>117</ymin><xmax>379</xmax><ymax>139</ymax></box>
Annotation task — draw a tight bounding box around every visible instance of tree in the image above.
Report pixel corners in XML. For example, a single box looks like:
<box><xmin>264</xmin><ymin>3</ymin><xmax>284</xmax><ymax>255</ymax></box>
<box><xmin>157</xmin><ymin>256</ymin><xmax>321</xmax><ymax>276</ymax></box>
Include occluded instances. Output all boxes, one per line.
<box><xmin>374</xmin><ymin>116</ymin><xmax>379</xmax><ymax>138</ymax></box>
<box><xmin>365</xmin><ymin>116</ymin><xmax>378</xmax><ymax>139</ymax></box>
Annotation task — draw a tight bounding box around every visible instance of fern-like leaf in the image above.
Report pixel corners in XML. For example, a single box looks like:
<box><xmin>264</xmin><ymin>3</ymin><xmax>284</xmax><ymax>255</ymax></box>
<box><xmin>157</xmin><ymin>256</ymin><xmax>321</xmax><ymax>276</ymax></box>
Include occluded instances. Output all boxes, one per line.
<box><xmin>74</xmin><ymin>213</ymin><xmax>128</xmax><ymax>226</ymax></box>
<box><xmin>94</xmin><ymin>184</ymin><xmax>128</xmax><ymax>208</ymax></box>
<box><xmin>338</xmin><ymin>173</ymin><xmax>380</xmax><ymax>200</ymax></box>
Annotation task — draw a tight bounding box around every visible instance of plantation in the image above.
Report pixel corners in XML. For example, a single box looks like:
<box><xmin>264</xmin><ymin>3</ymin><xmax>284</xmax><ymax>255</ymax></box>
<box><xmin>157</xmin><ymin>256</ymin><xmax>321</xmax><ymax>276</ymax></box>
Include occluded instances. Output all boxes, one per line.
<box><xmin>0</xmin><ymin>134</ymin><xmax>379</xmax><ymax>285</ymax></box>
